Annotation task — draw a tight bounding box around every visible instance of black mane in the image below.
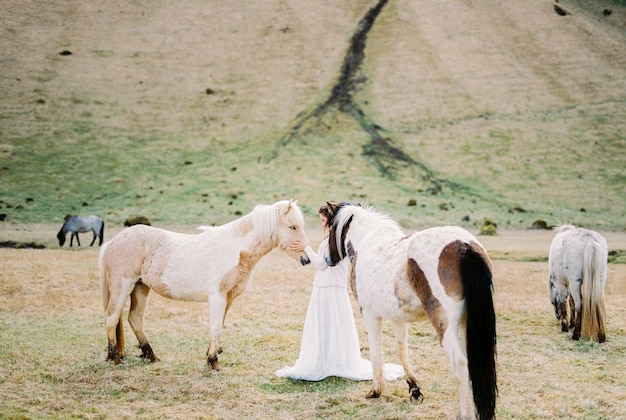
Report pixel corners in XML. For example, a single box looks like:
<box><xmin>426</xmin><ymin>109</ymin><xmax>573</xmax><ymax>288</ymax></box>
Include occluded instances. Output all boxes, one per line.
<box><xmin>327</xmin><ymin>202</ymin><xmax>357</xmax><ymax>266</ymax></box>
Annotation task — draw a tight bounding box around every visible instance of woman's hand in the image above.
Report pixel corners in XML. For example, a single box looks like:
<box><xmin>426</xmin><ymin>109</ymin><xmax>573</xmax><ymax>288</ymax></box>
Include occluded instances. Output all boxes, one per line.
<box><xmin>290</xmin><ymin>239</ymin><xmax>307</xmax><ymax>253</ymax></box>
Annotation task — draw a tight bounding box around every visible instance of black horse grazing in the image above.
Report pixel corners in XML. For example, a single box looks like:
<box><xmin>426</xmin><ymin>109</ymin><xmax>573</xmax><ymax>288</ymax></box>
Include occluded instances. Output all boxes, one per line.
<box><xmin>57</xmin><ymin>215</ymin><xmax>105</xmax><ymax>247</ymax></box>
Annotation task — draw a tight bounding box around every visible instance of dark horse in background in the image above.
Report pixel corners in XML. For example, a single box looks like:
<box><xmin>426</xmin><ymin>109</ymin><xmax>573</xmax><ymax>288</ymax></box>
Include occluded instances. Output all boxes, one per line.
<box><xmin>57</xmin><ymin>215</ymin><xmax>105</xmax><ymax>247</ymax></box>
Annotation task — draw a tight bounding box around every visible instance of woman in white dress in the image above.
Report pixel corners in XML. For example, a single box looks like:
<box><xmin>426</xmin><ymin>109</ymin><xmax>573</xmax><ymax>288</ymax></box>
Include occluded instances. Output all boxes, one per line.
<box><xmin>275</xmin><ymin>202</ymin><xmax>404</xmax><ymax>382</ymax></box>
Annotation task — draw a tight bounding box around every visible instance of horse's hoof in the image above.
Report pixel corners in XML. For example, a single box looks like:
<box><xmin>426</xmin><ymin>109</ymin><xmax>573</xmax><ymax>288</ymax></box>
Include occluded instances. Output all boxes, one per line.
<box><xmin>107</xmin><ymin>355</ymin><xmax>122</xmax><ymax>364</ymax></box>
<box><xmin>410</xmin><ymin>386</ymin><xmax>424</xmax><ymax>404</ymax></box>
<box><xmin>365</xmin><ymin>389</ymin><xmax>380</xmax><ymax>399</ymax></box>
<box><xmin>139</xmin><ymin>343</ymin><xmax>160</xmax><ymax>362</ymax></box>
<box><xmin>208</xmin><ymin>355</ymin><xmax>221</xmax><ymax>371</ymax></box>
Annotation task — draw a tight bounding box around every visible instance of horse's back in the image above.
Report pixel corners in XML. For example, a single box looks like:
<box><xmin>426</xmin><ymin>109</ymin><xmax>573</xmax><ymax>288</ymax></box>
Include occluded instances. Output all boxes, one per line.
<box><xmin>102</xmin><ymin>225</ymin><xmax>171</xmax><ymax>270</ymax></box>
<box><xmin>406</xmin><ymin>226</ymin><xmax>487</xmax><ymax>267</ymax></box>
<box><xmin>107</xmin><ymin>224</ymin><xmax>171</xmax><ymax>249</ymax></box>
<box><xmin>356</xmin><ymin>225</ymin><xmax>487</xmax><ymax>320</ymax></box>
<box><xmin>67</xmin><ymin>215</ymin><xmax>103</xmax><ymax>231</ymax></box>
<box><xmin>549</xmin><ymin>225</ymin><xmax>607</xmax><ymax>280</ymax></box>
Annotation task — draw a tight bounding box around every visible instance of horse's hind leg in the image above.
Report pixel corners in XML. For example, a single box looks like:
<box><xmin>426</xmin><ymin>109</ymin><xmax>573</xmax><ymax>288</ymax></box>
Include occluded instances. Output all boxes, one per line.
<box><xmin>393</xmin><ymin>322</ymin><xmax>422</xmax><ymax>403</ymax></box>
<box><xmin>105</xmin><ymin>277</ymin><xmax>137</xmax><ymax>364</ymax></box>
<box><xmin>442</xmin><ymin>321</ymin><xmax>474</xmax><ymax>420</ymax></box>
<box><xmin>129</xmin><ymin>282</ymin><xmax>160</xmax><ymax>362</ymax></box>
<box><xmin>89</xmin><ymin>229</ymin><xmax>97</xmax><ymax>246</ymax></box>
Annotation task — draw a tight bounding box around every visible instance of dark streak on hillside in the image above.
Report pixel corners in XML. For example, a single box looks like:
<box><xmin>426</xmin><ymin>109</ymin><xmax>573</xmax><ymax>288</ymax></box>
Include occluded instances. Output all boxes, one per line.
<box><xmin>272</xmin><ymin>0</ymin><xmax>462</xmax><ymax>195</ymax></box>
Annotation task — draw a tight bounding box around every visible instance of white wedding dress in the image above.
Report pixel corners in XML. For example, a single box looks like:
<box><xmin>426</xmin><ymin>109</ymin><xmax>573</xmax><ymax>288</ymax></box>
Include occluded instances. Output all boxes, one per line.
<box><xmin>276</xmin><ymin>238</ymin><xmax>404</xmax><ymax>382</ymax></box>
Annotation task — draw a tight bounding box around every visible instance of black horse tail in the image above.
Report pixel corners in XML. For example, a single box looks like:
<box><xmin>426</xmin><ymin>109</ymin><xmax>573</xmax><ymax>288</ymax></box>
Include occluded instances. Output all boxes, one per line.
<box><xmin>57</xmin><ymin>222</ymin><xmax>67</xmax><ymax>246</ymax></box>
<box><xmin>461</xmin><ymin>245</ymin><xmax>497</xmax><ymax>420</ymax></box>
<box><xmin>99</xmin><ymin>220</ymin><xmax>105</xmax><ymax>246</ymax></box>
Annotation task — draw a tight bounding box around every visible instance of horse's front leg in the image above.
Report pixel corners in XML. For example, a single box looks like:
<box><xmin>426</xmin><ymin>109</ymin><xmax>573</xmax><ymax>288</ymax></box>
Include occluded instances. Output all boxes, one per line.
<box><xmin>362</xmin><ymin>310</ymin><xmax>385</xmax><ymax>398</ymax></box>
<box><xmin>393</xmin><ymin>322</ymin><xmax>423</xmax><ymax>403</ymax></box>
<box><xmin>568</xmin><ymin>294</ymin><xmax>576</xmax><ymax>330</ymax></box>
<box><xmin>558</xmin><ymin>300</ymin><xmax>569</xmax><ymax>332</ymax></box>
<box><xmin>71</xmin><ymin>232</ymin><xmax>81</xmax><ymax>247</ymax></box>
<box><xmin>206</xmin><ymin>294</ymin><xmax>228</xmax><ymax>370</ymax></box>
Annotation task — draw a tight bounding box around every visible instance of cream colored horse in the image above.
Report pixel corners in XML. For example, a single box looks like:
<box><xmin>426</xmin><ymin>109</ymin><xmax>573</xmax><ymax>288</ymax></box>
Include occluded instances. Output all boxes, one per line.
<box><xmin>549</xmin><ymin>224</ymin><xmax>608</xmax><ymax>342</ymax></box>
<box><xmin>326</xmin><ymin>203</ymin><xmax>497</xmax><ymax>420</ymax></box>
<box><xmin>100</xmin><ymin>200</ymin><xmax>310</xmax><ymax>369</ymax></box>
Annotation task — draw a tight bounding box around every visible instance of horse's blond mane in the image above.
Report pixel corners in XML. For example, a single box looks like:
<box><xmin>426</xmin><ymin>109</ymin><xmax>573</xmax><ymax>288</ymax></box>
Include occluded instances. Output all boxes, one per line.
<box><xmin>196</xmin><ymin>201</ymin><xmax>303</xmax><ymax>245</ymax></box>
<box><xmin>250</xmin><ymin>203</ymin><xmax>278</xmax><ymax>245</ymax></box>
<box><xmin>251</xmin><ymin>200</ymin><xmax>303</xmax><ymax>245</ymax></box>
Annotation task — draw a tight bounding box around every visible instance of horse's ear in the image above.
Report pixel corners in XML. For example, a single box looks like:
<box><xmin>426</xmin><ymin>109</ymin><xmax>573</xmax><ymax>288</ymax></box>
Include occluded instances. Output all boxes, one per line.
<box><xmin>282</xmin><ymin>200</ymin><xmax>296</xmax><ymax>215</ymax></box>
<box><xmin>326</xmin><ymin>202</ymin><xmax>336</xmax><ymax>219</ymax></box>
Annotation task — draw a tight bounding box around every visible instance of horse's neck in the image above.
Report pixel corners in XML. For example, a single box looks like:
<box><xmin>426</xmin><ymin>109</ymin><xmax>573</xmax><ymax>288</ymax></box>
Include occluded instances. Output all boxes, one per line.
<box><xmin>229</xmin><ymin>216</ymin><xmax>275</xmax><ymax>263</ymax></box>
<box><xmin>351</xmin><ymin>221</ymin><xmax>401</xmax><ymax>249</ymax></box>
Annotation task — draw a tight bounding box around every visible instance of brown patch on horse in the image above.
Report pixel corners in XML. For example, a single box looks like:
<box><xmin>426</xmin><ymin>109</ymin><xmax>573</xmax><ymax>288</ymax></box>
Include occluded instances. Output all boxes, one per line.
<box><xmin>219</xmin><ymin>251</ymin><xmax>258</xmax><ymax>304</ymax></box>
<box><xmin>437</xmin><ymin>240</ymin><xmax>467</xmax><ymax>302</ymax></box>
<box><xmin>407</xmin><ymin>258</ymin><xmax>447</xmax><ymax>343</ymax></box>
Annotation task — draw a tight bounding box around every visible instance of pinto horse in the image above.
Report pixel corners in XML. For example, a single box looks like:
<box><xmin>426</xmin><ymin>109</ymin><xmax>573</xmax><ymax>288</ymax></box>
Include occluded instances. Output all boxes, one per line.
<box><xmin>549</xmin><ymin>225</ymin><xmax>608</xmax><ymax>342</ymax></box>
<box><xmin>99</xmin><ymin>200</ymin><xmax>311</xmax><ymax>369</ymax></box>
<box><xmin>57</xmin><ymin>215</ymin><xmax>104</xmax><ymax>247</ymax></box>
<box><xmin>325</xmin><ymin>203</ymin><xmax>497</xmax><ymax>420</ymax></box>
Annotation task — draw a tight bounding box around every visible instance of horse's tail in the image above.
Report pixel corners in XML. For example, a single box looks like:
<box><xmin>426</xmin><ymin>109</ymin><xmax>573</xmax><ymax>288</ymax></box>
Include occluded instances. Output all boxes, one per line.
<box><xmin>461</xmin><ymin>245</ymin><xmax>497</xmax><ymax>420</ymax></box>
<box><xmin>98</xmin><ymin>220</ymin><xmax>105</xmax><ymax>246</ymax></box>
<box><xmin>581</xmin><ymin>240</ymin><xmax>607</xmax><ymax>342</ymax></box>
<box><xmin>99</xmin><ymin>242</ymin><xmax>110</xmax><ymax>311</ymax></box>
<box><xmin>99</xmin><ymin>242</ymin><xmax>125</xmax><ymax>352</ymax></box>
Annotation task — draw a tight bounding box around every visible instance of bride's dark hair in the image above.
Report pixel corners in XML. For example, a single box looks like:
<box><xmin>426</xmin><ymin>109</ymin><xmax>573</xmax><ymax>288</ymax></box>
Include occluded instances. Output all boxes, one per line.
<box><xmin>318</xmin><ymin>202</ymin><xmax>337</xmax><ymax>229</ymax></box>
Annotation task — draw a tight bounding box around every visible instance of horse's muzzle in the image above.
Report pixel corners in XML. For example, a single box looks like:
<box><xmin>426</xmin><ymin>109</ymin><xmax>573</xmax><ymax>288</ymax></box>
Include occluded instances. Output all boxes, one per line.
<box><xmin>300</xmin><ymin>255</ymin><xmax>311</xmax><ymax>266</ymax></box>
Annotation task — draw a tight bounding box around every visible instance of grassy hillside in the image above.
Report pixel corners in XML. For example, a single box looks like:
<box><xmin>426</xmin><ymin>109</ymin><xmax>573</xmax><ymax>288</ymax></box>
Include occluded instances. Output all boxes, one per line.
<box><xmin>1</xmin><ymin>0</ymin><xmax>624</xmax><ymax>230</ymax></box>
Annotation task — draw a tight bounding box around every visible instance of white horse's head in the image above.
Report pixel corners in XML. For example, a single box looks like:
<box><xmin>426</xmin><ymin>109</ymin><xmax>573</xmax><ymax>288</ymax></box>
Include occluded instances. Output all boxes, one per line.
<box><xmin>254</xmin><ymin>200</ymin><xmax>310</xmax><ymax>265</ymax></box>
<box><xmin>326</xmin><ymin>202</ymin><xmax>402</xmax><ymax>266</ymax></box>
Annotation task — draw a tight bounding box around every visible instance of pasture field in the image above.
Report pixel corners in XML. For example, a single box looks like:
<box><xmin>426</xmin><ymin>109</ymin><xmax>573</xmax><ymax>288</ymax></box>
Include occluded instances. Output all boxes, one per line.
<box><xmin>1</xmin><ymin>2</ymin><xmax>625</xmax><ymax>417</ymax></box>
<box><xmin>1</xmin><ymin>225</ymin><xmax>625</xmax><ymax>419</ymax></box>
<box><xmin>1</xmin><ymin>0</ymin><xmax>625</xmax><ymax>231</ymax></box>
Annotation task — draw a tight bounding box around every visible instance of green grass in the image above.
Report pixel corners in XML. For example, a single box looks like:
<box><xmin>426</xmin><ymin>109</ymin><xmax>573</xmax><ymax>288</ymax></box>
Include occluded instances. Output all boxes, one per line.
<box><xmin>6</xmin><ymin>96</ymin><xmax>625</xmax><ymax>232</ymax></box>
<box><xmin>1</xmin><ymin>1</ymin><xmax>625</xmax><ymax>231</ymax></box>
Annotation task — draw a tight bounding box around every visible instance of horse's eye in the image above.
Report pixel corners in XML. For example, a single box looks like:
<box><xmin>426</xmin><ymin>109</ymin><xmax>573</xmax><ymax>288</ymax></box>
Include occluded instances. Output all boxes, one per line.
<box><xmin>289</xmin><ymin>226</ymin><xmax>296</xmax><ymax>230</ymax></box>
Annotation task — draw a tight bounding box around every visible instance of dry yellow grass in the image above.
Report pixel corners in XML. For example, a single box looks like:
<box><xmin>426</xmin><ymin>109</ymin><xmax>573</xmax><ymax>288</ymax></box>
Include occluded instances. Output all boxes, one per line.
<box><xmin>1</xmin><ymin>225</ymin><xmax>625</xmax><ymax>419</ymax></box>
